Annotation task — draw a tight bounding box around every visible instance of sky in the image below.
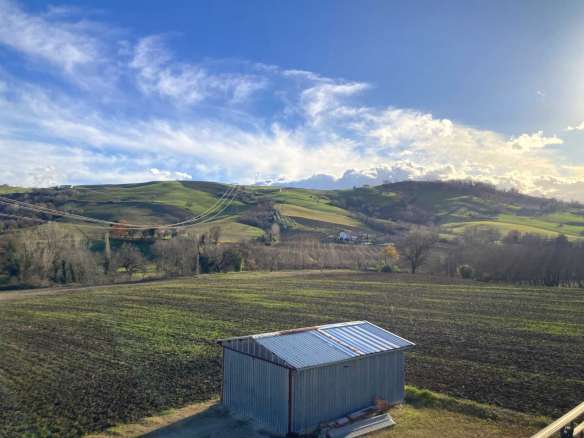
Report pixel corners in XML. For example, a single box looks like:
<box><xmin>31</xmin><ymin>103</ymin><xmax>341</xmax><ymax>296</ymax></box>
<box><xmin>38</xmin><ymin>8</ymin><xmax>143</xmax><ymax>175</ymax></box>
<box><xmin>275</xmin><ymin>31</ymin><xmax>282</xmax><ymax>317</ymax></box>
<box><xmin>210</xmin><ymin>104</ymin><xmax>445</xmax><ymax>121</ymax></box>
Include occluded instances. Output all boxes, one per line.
<box><xmin>2</xmin><ymin>0</ymin><xmax>584</xmax><ymax>200</ymax></box>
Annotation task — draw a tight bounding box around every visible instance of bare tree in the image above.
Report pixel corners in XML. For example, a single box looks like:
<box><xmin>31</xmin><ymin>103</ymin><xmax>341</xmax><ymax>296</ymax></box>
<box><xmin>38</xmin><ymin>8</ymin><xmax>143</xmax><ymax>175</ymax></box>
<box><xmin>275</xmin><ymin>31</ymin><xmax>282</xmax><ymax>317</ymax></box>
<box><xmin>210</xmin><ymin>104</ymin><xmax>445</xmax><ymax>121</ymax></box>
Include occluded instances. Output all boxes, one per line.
<box><xmin>400</xmin><ymin>227</ymin><xmax>439</xmax><ymax>274</ymax></box>
<box><xmin>4</xmin><ymin>223</ymin><xmax>100</xmax><ymax>285</ymax></box>
<box><xmin>209</xmin><ymin>226</ymin><xmax>221</xmax><ymax>245</ymax></box>
<box><xmin>112</xmin><ymin>243</ymin><xmax>145</xmax><ymax>279</ymax></box>
<box><xmin>153</xmin><ymin>235</ymin><xmax>199</xmax><ymax>276</ymax></box>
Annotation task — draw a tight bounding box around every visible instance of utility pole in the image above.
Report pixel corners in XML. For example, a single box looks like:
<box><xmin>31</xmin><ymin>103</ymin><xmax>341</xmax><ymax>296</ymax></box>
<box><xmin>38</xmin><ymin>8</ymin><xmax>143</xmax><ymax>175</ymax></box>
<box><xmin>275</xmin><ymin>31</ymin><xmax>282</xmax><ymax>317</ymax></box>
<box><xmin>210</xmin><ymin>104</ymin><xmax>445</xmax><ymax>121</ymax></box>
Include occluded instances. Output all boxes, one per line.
<box><xmin>195</xmin><ymin>233</ymin><xmax>201</xmax><ymax>275</ymax></box>
<box><xmin>104</xmin><ymin>231</ymin><xmax>111</xmax><ymax>273</ymax></box>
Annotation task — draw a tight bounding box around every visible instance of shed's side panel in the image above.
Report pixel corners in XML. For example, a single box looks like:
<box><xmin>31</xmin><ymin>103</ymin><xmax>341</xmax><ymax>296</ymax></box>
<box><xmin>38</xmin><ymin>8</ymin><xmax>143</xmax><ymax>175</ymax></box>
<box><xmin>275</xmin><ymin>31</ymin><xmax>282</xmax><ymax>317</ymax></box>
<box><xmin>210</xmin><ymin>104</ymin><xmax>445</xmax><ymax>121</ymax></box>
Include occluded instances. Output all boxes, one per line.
<box><xmin>222</xmin><ymin>348</ymin><xmax>289</xmax><ymax>435</ymax></box>
<box><xmin>292</xmin><ymin>351</ymin><xmax>404</xmax><ymax>433</ymax></box>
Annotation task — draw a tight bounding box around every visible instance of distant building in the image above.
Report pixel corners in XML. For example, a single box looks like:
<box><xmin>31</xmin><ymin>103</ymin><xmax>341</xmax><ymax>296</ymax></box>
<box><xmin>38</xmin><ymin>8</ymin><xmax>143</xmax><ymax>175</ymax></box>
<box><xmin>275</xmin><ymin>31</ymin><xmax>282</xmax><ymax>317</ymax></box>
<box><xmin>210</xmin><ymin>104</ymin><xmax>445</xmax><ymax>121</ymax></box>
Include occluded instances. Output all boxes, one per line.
<box><xmin>217</xmin><ymin>321</ymin><xmax>415</xmax><ymax>436</ymax></box>
<box><xmin>337</xmin><ymin>230</ymin><xmax>369</xmax><ymax>243</ymax></box>
<box><xmin>338</xmin><ymin>230</ymin><xmax>351</xmax><ymax>241</ymax></box>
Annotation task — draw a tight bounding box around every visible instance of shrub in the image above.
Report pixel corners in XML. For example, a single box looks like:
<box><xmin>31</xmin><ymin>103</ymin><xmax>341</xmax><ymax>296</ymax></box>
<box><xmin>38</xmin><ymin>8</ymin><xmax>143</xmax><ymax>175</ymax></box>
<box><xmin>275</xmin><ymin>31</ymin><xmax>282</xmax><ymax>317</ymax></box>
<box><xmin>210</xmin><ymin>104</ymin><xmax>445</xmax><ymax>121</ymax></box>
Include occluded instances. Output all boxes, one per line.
<box><xmin>458</xmin><ymin>264</ymin><xmax>474</xmax><ymax>279</ymax></box>
<box><xmin>219</xmin><ymin>248</ymin><xmax>244</xmax><ymax>272</ymax></box>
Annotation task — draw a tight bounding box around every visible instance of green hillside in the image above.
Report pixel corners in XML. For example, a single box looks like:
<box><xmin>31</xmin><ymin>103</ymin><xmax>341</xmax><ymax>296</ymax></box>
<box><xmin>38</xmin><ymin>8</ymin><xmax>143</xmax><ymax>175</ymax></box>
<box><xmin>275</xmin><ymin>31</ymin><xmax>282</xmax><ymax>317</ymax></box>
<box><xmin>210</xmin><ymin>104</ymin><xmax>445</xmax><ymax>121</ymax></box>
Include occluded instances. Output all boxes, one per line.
<box><xmin>1</xmin><ymin>180</ymin><xmax>582</xmax><ymax>241</ymax></box>
<box><xmin>0</xmin><ymin>184</ymin><xmax>30</xmax><ymax>195</ymax></box>
<box><xmin>77</xmin><ymin>181</ymin><xmax>234</xmax><ymax>215</ymax></box>
<box><xmin>329</xmin><ymin>180</ymin><xmax>584</xmax><ymax>238</ymax></box>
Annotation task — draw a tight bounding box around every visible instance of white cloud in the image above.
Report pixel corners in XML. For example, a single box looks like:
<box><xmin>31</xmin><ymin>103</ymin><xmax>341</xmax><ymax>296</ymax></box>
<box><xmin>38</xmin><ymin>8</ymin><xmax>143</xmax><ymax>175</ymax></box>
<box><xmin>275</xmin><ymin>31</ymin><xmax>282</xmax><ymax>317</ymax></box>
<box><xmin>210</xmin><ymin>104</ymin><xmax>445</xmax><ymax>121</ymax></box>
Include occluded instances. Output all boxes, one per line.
<box><xmin>1</xmin><ymin>1</ymin><xmax>583</xmax><ymax>202</ymax></box>
<box><xmin>300</xmin><ymin>81</ymin><xmax>370</xmax><ymax>124</ymax></box>
<box><xmin>150</xmin><ymin>168</ymin><xmax>192</xmax><ymax>181</ymax></box>
<box><xmin>567</xmin><ymin>121</ymin><xmax>584</xmax><ymax>131</ymax></box>
<box><xmin>0</xmin><ymin>68</ymin><xmax>579</xmax><ymax>200</ymax></box>
<box><xmin>506</xmin><ymin>131</ymin><xmax>563</xmax><ymax>151</ymax></box>
<box><xmin>0</xmin><ymin>0</ymin><xmax>101</xmax><ymax>72</ymax></box>
<box><xmin>0</xmin><ymin>137</ymin><xmax>159</xmax><ymax>187</ymax></box>
<box><xmin>131</xmin><ymin>36</ymin><xmax>266</xmax><ymax>105</ymax></box>
<box><xmin>282</xmin><ymin>69</ymin><xmax>325</xmax><ymax>82</ymax></box>
<box><xmin>362</xmin><ymin>109</ymin><xmax>454</xmax><ymax>148</ymax></box>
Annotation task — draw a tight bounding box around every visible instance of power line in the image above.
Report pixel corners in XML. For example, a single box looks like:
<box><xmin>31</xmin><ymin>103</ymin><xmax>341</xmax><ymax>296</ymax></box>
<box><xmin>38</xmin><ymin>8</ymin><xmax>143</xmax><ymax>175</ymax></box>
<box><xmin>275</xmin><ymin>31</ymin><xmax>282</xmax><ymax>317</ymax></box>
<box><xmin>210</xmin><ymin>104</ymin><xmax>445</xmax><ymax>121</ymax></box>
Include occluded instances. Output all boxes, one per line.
<box><xmin>0</xmin><ymin>198</ymin><xmax>121</xmax><ymax>227</ymax></box>
<box><xmin>184</xmin><ymin>185</ymin><xmax>240</xmax><ymax>227</ymax></box>
<box><xmin>0</xmin><ymin>185</ymin><xmax>239</xmax><ymax>230</ymax></box>
<box><xmin>0</xmin><ymin>187</ymin><xmax>240</xmax><ymax>241</ymax></box>
<box><xmin>0</xmin><ymin>185</ymin><xmax>241</xmax><ymax>231</ymax></box>
<box><xmin>166</xmin><ymin>184</ymin><xmax>238</xmax><ymax>227</ymax></box>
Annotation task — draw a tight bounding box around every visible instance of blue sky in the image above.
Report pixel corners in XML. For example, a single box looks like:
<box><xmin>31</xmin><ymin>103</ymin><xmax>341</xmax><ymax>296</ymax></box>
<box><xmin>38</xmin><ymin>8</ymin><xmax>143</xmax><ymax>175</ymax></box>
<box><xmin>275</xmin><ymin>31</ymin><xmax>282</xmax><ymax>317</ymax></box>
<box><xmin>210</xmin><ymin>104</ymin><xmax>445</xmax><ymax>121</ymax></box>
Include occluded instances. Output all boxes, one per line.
<box><xmin>2</xmin><ymin>0</ymin><xmax>584</xmax><ymax>200</ymax></box>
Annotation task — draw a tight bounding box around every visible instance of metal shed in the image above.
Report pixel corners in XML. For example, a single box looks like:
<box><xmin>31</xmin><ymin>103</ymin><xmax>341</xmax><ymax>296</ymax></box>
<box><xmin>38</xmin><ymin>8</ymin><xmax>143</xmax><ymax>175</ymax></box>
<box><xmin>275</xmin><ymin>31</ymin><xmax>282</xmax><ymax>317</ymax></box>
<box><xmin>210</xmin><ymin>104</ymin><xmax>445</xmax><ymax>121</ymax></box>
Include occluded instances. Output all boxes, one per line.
<box><xmin>217</xmin><ymin>321</ymin><xmax>415</xmax><ymax>436</ymax></box>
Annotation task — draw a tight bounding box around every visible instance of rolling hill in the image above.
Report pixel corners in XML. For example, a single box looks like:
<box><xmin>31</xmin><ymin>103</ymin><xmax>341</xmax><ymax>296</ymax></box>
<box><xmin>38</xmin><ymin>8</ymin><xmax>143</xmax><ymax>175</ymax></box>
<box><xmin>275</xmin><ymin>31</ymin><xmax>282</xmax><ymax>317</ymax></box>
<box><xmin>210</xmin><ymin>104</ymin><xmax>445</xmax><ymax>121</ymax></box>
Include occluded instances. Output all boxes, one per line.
<box><xmin>1</xmin><ymin>180</ymin><xmax>583</xmax><ymax>242</ymax></box>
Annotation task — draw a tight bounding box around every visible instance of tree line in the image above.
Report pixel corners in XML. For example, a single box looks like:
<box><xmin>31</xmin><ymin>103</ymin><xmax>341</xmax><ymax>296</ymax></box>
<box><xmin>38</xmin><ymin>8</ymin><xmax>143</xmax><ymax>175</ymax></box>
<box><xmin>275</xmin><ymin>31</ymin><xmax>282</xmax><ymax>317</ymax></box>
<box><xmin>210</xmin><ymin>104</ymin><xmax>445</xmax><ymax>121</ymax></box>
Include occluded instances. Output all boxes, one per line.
<box><xmin>442</xmin><ymin>227</ymin><xmax>584</xmax><ymax>287</ymax></box>
<box><xmin>3</xmin><ymin>221</ymin><xmax>584</xmax><ymax>289</ymax></box>
<box><xmin>0</xmin><ymin>223</ymin><xmax>243</xmax><ymax>287</ymax></box>
<box><xmin>0</xmin><ymin>223</ymin><xmax>385</xmax><ymax>288</ymax></box>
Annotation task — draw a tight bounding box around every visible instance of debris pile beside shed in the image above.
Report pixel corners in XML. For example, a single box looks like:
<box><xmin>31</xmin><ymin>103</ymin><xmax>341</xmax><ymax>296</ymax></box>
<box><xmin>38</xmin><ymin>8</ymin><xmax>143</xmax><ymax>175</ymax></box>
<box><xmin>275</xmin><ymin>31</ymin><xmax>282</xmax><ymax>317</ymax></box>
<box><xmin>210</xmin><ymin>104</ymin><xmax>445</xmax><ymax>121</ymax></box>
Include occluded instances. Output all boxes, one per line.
<box><xmin>217</xmin><ymin>321</ymin><xmax>415</xmax><ymax>436</ymax></box>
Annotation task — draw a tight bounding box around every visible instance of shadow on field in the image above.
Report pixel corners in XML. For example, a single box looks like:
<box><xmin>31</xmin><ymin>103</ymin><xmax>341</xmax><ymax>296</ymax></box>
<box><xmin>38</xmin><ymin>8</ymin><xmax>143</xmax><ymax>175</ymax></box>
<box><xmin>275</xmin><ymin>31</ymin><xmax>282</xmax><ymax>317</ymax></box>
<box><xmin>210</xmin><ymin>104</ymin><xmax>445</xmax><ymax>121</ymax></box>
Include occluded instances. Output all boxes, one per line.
<box><xmin>143</xmin><ymin>404</ymin><xmax>267</xmax><ymax>438</ymax></box>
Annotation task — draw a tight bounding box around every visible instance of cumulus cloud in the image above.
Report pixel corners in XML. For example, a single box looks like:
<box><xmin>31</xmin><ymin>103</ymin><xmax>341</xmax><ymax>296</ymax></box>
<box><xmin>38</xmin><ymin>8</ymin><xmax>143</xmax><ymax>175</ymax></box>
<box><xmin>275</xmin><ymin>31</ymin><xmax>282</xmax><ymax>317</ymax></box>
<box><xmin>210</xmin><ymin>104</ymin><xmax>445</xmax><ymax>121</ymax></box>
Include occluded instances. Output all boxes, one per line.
<box><xmin>567</xmin><ymin>121</ymin><xmax>584</xmax><ymax>131</ymax></box>
<box><xmin>0</xmin><ymin>0</ymin><xmax>583</xmax><ymax>202</ymax></box>
<box><xmin>506</xmin><ymin>131</ymin><xmax>563</xmax><ymax>151</ymax></box>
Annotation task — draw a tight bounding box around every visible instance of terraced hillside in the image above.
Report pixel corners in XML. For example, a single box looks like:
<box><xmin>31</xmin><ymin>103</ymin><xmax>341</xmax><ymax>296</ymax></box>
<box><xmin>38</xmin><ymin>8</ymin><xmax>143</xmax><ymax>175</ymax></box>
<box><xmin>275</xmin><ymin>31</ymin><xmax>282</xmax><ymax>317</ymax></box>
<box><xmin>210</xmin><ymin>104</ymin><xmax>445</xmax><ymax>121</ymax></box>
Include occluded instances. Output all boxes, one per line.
<box><xmin>1</xmin><ymin>180</ymin><xmax>583</xmax><ymax>241</ymax></box>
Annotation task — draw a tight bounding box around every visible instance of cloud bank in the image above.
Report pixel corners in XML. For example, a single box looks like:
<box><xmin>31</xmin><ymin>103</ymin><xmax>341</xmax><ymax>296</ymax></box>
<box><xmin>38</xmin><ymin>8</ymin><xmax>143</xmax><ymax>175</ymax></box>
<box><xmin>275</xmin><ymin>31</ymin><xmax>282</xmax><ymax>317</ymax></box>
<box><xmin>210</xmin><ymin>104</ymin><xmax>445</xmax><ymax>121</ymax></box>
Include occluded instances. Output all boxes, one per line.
<box><xmin>0</xmin><ymin>0</ymin><xmax>583</xmax><ymax>201</ymax></box>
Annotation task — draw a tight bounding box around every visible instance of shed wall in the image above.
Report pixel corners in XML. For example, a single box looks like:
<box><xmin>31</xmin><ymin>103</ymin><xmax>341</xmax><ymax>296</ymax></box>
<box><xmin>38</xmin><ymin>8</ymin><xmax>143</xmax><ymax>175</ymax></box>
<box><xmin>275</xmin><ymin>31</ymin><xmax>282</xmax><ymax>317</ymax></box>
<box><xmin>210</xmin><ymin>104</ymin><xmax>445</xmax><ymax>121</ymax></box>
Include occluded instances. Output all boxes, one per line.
<box><xmin>222</xmin><ymin>349</ymin><xmax>290</xmax><ymax>435</ymax></box>
<box><xmin>291</xmin><ymin>351</ymin><xmax>405</xmax><ymax>433</ymax></box>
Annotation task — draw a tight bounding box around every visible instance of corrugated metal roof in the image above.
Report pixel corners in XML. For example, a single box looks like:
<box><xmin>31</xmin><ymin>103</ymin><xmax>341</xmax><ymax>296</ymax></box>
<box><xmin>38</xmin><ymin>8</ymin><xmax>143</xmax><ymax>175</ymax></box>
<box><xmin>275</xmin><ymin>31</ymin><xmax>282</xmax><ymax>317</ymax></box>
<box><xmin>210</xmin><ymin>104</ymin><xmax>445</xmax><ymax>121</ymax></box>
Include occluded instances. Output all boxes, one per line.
<box><xmin>221</xmin><ymin>321</ymin><xmax>414</xmax><ymax>370</ymax></box>
<box><xmin>255</xmin><ymin>331</ymin><xmax>351</xmax><ymax>369</ymax></box>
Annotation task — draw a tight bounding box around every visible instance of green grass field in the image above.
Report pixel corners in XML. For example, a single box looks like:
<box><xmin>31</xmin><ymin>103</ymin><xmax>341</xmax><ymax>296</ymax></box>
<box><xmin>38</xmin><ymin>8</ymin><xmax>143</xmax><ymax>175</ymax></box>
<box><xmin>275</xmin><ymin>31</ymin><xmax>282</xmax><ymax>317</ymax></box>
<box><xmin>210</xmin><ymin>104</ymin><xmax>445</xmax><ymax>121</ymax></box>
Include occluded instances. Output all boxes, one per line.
<box><xmin>495</xmin><ymin>213</ymin><xmax>584</xmax><ymax>237</ymax></box>
<box><xmin>442</xmin><ymin>220</ymin><xmax>567</xmax><ymax>238</ymax></box>
<box><xmin>185</xmin><ymin>216</ymin><xmax>264</xmax><ymax>242</ymax></box>
<box><xmin>76</xmin><ymin>181</ymin><xmax>241</xmax><ymax>216</ymax></box>
<box><xmin>276</xmin><ymin>203</ymin><xmax>361</xmax><ymax>227</ymax></box>
<box><xmin>0</xmin><ymin>185</ymin><xmax>29</xmax><ymax>195</ymax></box>
<box><xmin>444</xmin><ymin>216</ymin><xmax>584</xmax><ymax>239</ymax></box>
<box><xmin>0</xmin><ymin>271</ymin><xmax>581</xmax><ymax>436</ymax></box>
